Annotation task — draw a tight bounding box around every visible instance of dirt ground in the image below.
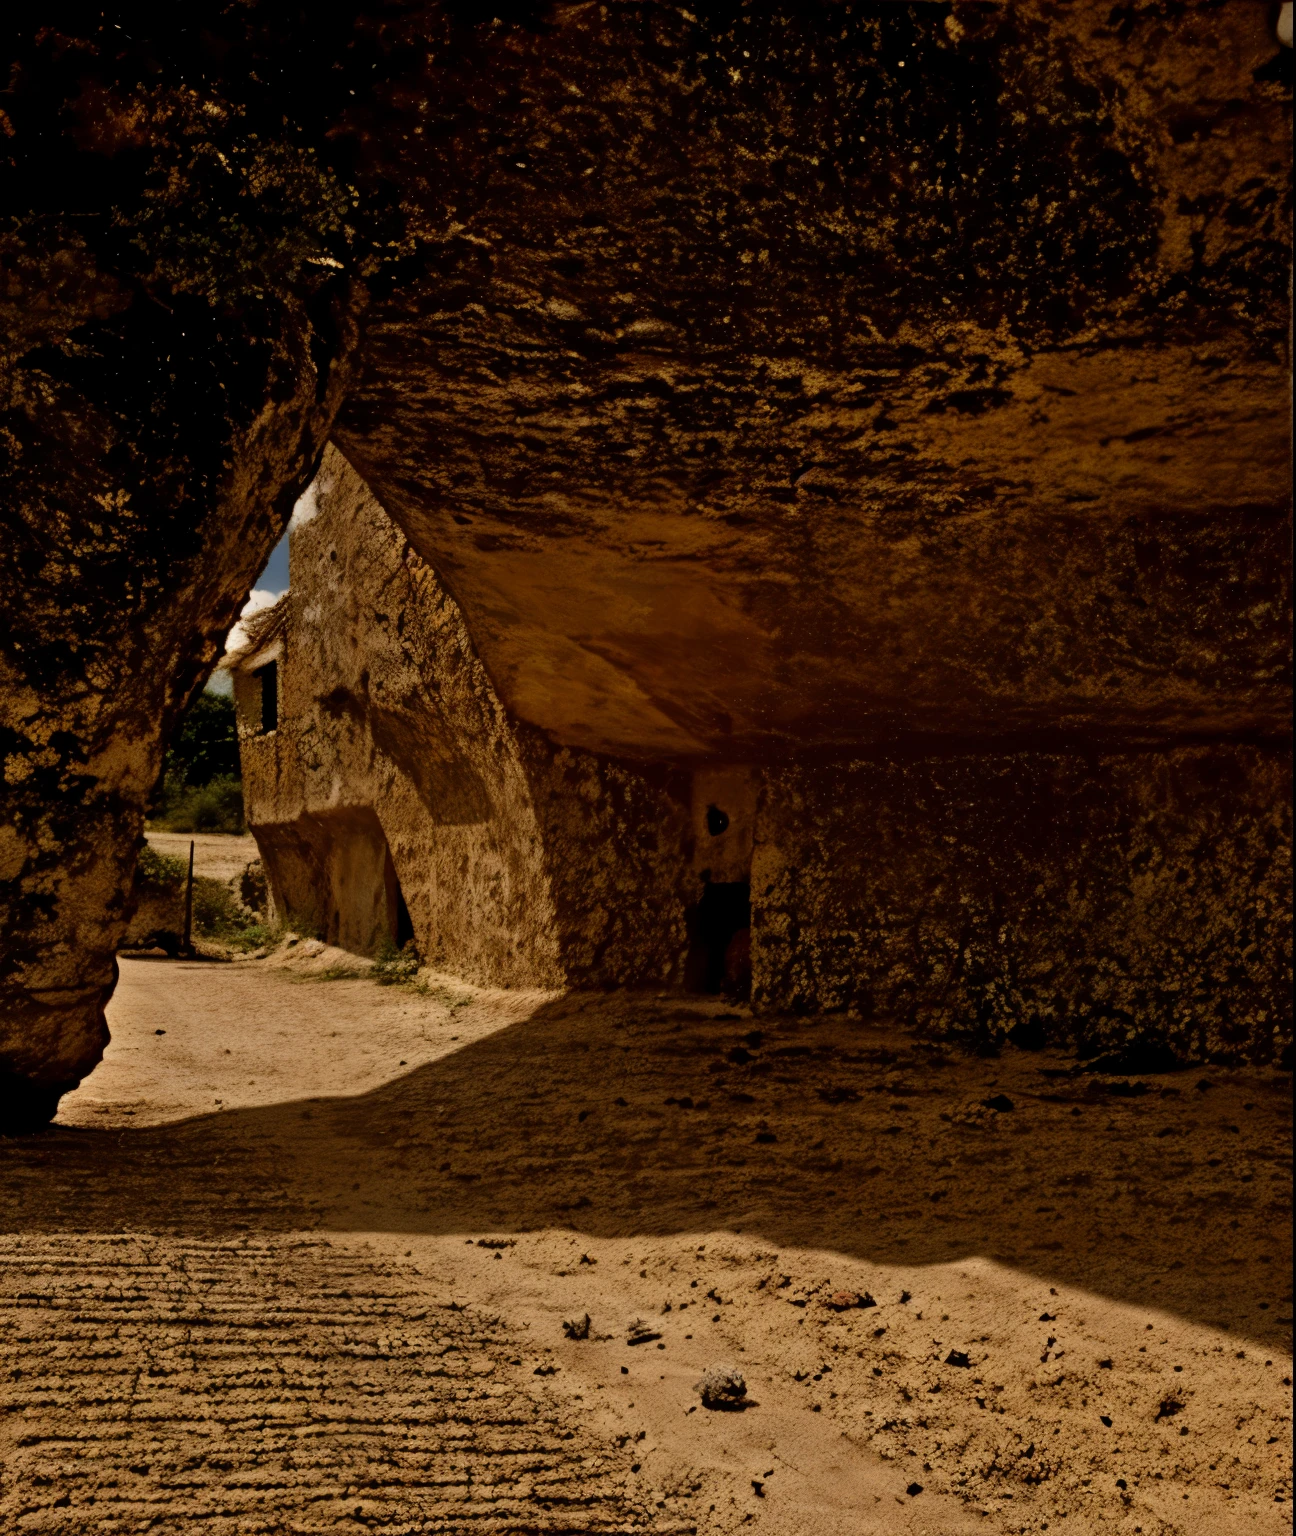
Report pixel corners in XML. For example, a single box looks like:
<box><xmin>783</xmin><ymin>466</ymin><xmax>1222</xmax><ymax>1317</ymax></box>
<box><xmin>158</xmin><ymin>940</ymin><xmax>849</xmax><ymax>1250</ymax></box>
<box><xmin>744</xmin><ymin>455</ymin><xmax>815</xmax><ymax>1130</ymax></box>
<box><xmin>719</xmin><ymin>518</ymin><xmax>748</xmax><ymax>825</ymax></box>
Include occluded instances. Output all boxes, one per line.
<box><xmin>0</xmin><ymin>953</ymin><xmax>1290</xmax><ymax>1536</ymax></box>
<box><xmin>144</xmin><ymin>830</ymin><xmax>261</xmax><ymax>884</ymax></box>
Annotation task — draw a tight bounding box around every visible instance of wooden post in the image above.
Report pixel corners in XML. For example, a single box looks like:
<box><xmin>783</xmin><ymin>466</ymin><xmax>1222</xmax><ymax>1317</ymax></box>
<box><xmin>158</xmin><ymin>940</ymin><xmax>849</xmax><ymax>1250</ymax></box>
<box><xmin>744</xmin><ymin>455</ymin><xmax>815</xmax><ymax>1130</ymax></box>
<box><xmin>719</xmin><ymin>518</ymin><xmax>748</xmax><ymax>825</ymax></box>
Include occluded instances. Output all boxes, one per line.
<box><xmin>182</xmin><ymin>839</ymin><xmax>195</xmax><ymax>955</ymax></box>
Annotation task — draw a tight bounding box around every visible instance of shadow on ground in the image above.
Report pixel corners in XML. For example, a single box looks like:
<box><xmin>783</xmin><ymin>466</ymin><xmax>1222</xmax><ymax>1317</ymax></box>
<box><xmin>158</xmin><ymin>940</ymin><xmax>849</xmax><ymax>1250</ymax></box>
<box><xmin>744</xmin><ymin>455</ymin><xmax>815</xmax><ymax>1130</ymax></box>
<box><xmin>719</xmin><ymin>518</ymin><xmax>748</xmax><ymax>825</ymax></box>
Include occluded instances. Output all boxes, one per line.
<box><xmin>4</xmin><ymin>991</ymin><xmax>1291</xmax><ymax>1350</ymax></box>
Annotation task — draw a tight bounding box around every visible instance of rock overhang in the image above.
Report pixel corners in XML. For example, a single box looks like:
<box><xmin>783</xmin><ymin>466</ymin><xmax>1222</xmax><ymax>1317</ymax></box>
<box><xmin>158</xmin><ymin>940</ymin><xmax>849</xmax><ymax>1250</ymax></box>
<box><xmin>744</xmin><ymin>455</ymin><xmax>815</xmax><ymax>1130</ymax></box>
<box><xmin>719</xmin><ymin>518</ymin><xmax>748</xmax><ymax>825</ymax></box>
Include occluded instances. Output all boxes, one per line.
<box><xmin>329</xmin><ymin>0</ymin><xmax>1291</xmax><ymax>762</ymax></box>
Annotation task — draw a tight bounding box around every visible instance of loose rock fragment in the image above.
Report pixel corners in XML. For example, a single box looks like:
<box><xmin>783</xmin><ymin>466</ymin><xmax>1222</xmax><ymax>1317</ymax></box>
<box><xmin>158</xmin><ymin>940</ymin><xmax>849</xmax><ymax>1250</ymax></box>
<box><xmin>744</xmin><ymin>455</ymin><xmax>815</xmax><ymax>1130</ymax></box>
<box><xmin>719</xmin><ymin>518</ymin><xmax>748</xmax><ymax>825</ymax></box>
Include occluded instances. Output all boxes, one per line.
<box><xmin>562</xmin><ymin>1313</ymin><xmax>591</xmax><ymax>1340</ymax></box>
<box><xmin>627</xmin><ymin>1317</ymin><xmax>662</xmax><ymax>1345</ymax></box>
<box><xmin>825</xmin><ymin>1290</ymin><xmax>876</xmax><ymax>1311</ymax></box>
<box><xmin>695</xmin><ymin>1364</ymin><xmax>747</xmax><ymax>1410</ymax></box>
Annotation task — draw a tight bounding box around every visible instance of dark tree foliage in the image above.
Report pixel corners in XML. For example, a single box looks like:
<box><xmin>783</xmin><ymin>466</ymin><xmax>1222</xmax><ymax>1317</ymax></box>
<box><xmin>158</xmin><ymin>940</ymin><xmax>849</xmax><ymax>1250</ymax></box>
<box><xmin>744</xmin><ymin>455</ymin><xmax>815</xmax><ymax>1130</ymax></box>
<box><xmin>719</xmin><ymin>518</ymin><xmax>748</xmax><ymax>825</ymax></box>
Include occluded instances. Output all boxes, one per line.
<box><xmin>165</xmin><ymin>691</ymin><xmax>239</xmax><ymax>788</ymax></box>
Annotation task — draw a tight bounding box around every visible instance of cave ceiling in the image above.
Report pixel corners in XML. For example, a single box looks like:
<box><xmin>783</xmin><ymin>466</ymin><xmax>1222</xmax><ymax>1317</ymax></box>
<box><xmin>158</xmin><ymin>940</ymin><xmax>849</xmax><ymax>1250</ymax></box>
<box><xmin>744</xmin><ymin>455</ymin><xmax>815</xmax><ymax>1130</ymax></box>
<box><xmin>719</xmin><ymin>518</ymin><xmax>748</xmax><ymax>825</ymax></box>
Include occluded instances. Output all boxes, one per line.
<box><xmin>325</xmin><ymin>1</ymin><xmax>1292</xmax><ymax>763</ymax></box>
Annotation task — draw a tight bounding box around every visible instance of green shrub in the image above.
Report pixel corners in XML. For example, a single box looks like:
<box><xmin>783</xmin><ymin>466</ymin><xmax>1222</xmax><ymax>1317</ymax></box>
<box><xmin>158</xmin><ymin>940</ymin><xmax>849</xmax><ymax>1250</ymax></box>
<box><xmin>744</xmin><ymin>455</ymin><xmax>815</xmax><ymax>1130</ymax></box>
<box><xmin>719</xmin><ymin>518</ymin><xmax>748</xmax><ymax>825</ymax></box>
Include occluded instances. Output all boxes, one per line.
<box><xmin>373</xmin><ymin>935</ymin><xmax>420</xmax><ymax>986</ymax></box>
<box><xmin>223</xmin><ymin>920</ymin><xmax>281</xmax><ymax>953</ymax></box>
<box><xmin>135</xmin><ymin>843</ymin><xmax>187</xmax><ymax>891</ymax></box>
<box><xmin>166</xmin><ymin>691</ymin><xmax>240</xmax><ymax>786</ymax></box>
<box><xmin>149</xmin><ymin>689</ymin><xmax>246</xmax><ymax>831</ymax></box>
<box><xmin>187</xmin><ymin>874</ymin><xmax>280</xmax><ymax>951</ymax></box>
<box><xmin>191</xmin><ymin>875</ymin><xmax>240</xmax><ymax>933</ymax></box>
<box><xmin>155</xmin><ymin>775</ymin><xmax>245</xmax><ymax>834</ymax></box>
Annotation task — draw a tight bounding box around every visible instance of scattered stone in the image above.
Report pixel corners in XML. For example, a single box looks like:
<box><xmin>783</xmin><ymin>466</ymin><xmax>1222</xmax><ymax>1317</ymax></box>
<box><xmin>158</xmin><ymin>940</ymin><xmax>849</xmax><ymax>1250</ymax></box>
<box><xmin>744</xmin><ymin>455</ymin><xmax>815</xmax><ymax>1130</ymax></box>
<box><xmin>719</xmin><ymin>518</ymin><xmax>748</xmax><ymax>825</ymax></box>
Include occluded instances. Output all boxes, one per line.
<box><xmin>949</xmin><ymin>1101</ymin><xmax>1000</xmax><ymax>1129</ymax></box>
<box><xmin>562</xmin><ymin>1314</ymin><xmax>591</xmax><ymax>1341</ymax></box>
<box><xmin>476</xmin><ymin>1238</ymin><xmax>515</xmax><ymax>1250</ymax></box>
<box><xmin>627</xmin><ymin>1318</ymin><xmax>662</xmax><ymax>1346</ymax></box>
<box><xmin>906</xmin><ymin>1482</ymin><xmax>924</xmax><ymax>1497</ymax></box>
<box><xmin>981</xmin><ymin>1094</ymin><xmax>1015</xmax><ymax>1112</ymax></box>
<box><xmin>1155</xmin><ymin>1399</ymin><xmax>1183</xmax><ymax>1421</ymax></box>
<box><xmin>825</xmin><ymin>1290</ymin><xmax>876</xmax><ymax>1311</ymax></box>
<box><xmin>945</xmin><ymin>1350</ymin><xmax>972</xmax><ymax>1368</ymax></box>
<box><xmin>695</xmin><ymin>1364</ymin><xmax>747</xmax><ymax>1410</ymax></box>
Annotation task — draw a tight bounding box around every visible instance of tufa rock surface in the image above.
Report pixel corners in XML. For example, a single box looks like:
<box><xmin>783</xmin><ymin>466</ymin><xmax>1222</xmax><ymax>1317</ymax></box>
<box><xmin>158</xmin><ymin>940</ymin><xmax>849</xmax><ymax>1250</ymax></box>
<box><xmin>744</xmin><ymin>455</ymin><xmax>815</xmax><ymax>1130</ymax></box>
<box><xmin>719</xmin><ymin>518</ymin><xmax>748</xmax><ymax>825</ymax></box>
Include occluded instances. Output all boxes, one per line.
<box><xmin>0</xmin><ymin>12</ymin><xmax>370</xmax><ymax>1126</ymax></box>
<box><xmin>0</xmin><ymin>3</ymin><xmax>1290</xmax><ymax>1123</ymax></box>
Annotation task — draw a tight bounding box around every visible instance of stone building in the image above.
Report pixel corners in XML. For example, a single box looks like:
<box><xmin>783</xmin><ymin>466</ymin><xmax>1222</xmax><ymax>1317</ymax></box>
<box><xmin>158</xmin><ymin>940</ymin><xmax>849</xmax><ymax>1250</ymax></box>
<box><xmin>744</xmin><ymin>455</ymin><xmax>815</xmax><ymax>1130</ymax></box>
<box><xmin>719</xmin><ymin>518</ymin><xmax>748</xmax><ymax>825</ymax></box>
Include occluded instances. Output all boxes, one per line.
<box><xmin>225</xmin><ymin>447</ymin><xmax>715</xmax><ymax>993</ymax></box>
<box><xmin>227</xmin><ymin>446</ymin><xmax>1289</xmax><ymax>1066</ymax></box>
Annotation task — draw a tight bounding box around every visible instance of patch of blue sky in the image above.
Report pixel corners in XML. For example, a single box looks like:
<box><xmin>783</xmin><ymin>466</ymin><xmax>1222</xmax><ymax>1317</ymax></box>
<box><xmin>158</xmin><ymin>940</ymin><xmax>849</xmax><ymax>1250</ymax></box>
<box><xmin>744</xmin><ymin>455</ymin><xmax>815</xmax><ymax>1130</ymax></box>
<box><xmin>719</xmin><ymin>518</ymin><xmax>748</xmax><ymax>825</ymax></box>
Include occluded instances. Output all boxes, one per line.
<box><xmin>258</xmin><ymin>531</ymin><xmax>290</xmax><ymax>597</ymax></box>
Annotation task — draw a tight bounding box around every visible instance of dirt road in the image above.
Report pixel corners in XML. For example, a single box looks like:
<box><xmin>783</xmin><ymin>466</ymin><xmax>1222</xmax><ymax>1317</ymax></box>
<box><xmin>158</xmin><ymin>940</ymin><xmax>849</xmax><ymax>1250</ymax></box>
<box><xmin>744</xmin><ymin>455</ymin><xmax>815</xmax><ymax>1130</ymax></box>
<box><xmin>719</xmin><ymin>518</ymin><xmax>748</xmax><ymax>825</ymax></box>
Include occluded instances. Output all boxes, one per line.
<box><xmin>0</xmin><ymin>956</ymin><xmax>1289</xmax><ymax>1534</ymax></box>
<box><xmin>144</xmin><ymin>830</ymin><xmax>260</xmax><ymax>884</ymax></box>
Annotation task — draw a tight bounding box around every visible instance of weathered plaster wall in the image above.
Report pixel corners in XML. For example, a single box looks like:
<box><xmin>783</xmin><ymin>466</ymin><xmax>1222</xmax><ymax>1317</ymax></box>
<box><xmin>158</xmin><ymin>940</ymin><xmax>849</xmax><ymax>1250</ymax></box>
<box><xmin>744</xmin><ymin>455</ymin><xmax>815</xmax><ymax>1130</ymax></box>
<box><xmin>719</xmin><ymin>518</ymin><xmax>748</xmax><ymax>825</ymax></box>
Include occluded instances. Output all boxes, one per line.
<box><xmin>519</xmin><ymin>744</ymin><xmax>692</xmax><ymax>987</ymax></box>
<box><xmin>233</xmin><ymin>447</ymin><xmax>692</xmax><ymax>989</ymax></box>
<box><xmin>752</xmin><ymin>745</ymin><xmax>1293</xmax><ymax>1063</ymax></box>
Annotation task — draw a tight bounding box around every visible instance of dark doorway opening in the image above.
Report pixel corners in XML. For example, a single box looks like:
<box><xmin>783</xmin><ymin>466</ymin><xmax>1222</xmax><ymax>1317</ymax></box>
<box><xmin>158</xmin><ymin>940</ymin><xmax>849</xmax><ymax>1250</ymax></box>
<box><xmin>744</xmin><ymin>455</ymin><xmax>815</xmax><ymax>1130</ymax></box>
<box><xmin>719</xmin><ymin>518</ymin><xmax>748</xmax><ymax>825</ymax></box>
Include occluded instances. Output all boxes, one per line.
<box><xmin>383</xmin><ymin>846</ymin><xmax>417</xmax><ymax>958</ymax></box>
<box><xmin>395</xmin><ymin>885</ymin><xmax>415</xmax><ymax>949</ymax></box>
<box><xmin>684</xmin><ymin>880</ymin><xmax>751</xmax><ymax>997</ymax></box>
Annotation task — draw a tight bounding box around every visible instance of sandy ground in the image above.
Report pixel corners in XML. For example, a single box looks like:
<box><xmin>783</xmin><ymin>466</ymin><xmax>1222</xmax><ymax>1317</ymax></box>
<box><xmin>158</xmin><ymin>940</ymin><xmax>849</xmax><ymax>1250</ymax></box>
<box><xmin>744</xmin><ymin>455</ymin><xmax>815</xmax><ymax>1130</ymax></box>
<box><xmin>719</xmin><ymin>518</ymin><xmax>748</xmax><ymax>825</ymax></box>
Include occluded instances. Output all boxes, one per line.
<box><xmin>0</xmin><ymin>958</ymin><xmax>1289</xmax><ymax>1536</ymax></box>
<box><xmin>144</xmin><ymin>829</ymin><xmax>261</xmax><ymax>883</ymax></box>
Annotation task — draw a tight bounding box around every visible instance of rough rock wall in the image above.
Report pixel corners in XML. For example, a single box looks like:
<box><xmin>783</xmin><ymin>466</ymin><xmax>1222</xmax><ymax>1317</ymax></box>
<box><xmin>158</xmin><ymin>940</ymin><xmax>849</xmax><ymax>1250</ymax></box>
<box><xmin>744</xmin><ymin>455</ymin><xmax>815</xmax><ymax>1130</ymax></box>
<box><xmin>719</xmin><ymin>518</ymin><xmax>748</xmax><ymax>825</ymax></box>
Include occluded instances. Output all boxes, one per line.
<box><xmin>753</xmin><ymin>746</ymin><xmax>1293</xmax><ymax>1063</ymax></box>
<box><xmin>234</xmin><ymin>447</ymin><xmax>691</xmax><ymax>988</ymax></box>
<box><xmin>0</xmin><ymin>13</ymin><xmax>385</xmax><ymax>1127</ymax></box>
<box><xmin>518</xmin><ymin>743</ymin><xmax>692</xmax><ymax>988</ymax></box>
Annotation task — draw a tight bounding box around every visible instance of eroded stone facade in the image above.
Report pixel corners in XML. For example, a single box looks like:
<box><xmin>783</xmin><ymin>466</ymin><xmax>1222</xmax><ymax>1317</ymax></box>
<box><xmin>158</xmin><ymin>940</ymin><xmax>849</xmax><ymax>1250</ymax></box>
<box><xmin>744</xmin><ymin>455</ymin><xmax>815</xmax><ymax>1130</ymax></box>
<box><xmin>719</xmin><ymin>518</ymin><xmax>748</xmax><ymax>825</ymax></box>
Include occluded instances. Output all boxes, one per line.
<box><xmin>754</xmin><ymin>747</ymin><xmax>1292</xmax><ymax>1063</ymax></box>
<box><xmin>229</xmin><ymin>447</ymin><xmax>694</xmax><ymax>991</ymax></box>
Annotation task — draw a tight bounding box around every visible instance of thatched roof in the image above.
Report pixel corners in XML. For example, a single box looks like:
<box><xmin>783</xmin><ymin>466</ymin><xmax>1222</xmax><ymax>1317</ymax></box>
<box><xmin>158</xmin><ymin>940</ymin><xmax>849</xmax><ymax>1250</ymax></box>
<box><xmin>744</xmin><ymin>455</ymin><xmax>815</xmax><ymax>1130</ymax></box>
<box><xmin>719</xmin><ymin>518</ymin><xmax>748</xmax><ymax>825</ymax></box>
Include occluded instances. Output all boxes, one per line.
<box><xmin>219</xmin><ymin>592</ymin><xmax>289</xmax><ymax>671</ymax></box>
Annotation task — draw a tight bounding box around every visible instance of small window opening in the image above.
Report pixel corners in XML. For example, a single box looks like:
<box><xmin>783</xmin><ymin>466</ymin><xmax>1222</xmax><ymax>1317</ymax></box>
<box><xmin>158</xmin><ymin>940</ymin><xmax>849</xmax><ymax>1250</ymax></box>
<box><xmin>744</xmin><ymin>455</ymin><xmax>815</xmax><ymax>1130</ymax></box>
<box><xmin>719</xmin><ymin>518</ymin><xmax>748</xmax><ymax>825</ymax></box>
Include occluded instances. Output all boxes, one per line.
<box><xmin>684</xmin><ymin>879</ymin><xmax>751</xmax><ymax>997</ymax></box>
<box><xmin>254</xmin><ymin>660</ymin><xmax>278</xmax><ymax>734</ymax></box>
